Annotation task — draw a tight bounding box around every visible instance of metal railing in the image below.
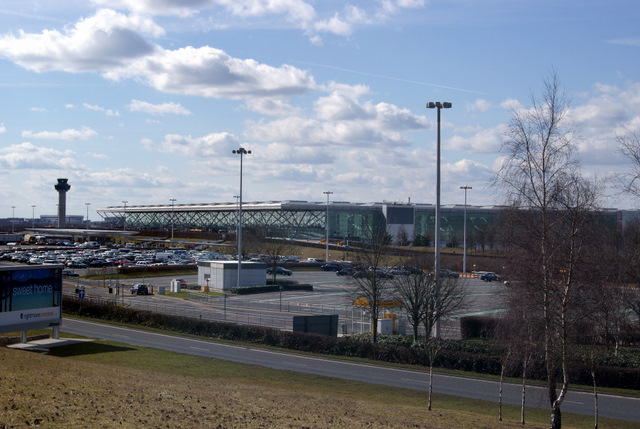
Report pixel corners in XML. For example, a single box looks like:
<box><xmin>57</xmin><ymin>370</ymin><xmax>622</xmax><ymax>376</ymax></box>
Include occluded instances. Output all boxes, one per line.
<box><xmin>63</xmin><ymin>291</ymin><xmax>460</xmax><ymax>338</ymax></box>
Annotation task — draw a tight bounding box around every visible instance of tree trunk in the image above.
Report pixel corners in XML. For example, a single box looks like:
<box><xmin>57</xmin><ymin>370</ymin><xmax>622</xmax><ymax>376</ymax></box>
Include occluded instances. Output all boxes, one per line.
<box><xmin>428</xmin><ymin>363</ymin><xmax>433</xmax><ymax>411</ymax></box>
<box><xmin>550</xmin><ymin>405</ymin><xmax>562</xmax><ymax>429</ymax></box>
<box><xmin>521</xmin><ymin>362</ymin><xmax>527</xmax><ymax>425</ymax></box>
<box><xmin>499</xmin><ymin>363</ymin><xmax>505</xmax><ymax>421</ymax></box>
<box><xmin>592</xmin><ymin>368</ymin><xmax>599</xmax><ymax>429</ymax></box>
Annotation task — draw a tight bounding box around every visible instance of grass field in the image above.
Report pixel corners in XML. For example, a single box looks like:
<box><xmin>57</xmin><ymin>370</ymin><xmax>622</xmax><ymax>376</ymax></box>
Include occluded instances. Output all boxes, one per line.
<box><xmin>1</xmin><ymin>337</ymin><xmax>636</xmax><ymax>428</ymax></box>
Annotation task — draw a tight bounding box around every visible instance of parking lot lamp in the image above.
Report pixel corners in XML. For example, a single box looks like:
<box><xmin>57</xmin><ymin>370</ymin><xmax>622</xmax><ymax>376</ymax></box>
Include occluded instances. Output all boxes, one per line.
<box><xmin>122</xmin><ymin>201</ymin><xmax>128</xmax><ymax>231</ymax></box>
<box><xmin>85</xmin><ymin>202</ymin><xmax>91</xmax><ymax>227</ymax></box>
<box><xmin>232</xmin><ymin>147</ymin><xmax>251</xmax><ymax>288</ymax></box>
<box><xmin>323</xmin><ymin>191</ymin><xmax>333</xmax><ymax>261</ymax></box>
<box><xmin>460</xmin><ymin>186</ymin><xmax>472</xmax><ymax>273</ymax></box>
<box><xmin>426</xmin><ymin>101</ymin><xmax>452</xmax><ymax>338</ymax></box>
<box><xmin>31</xmin><ymin>205</ymin><xmax>36</xmax><ymax>229</ymax></box>
<box><xmin>11</xmin><ymin>205</ymin><xmax>15</xmax><ymax>232</ymax></box>
<box><xmin>170</xmin><ymin>198</ymin><xmax>177</xmax><ymax>244</ymax></box>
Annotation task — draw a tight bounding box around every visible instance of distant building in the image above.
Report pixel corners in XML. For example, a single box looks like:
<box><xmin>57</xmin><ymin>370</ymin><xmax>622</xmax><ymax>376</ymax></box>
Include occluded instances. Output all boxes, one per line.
<box><xmin>97</xmin><ymin>200</ymin><xmax>629</xmax><ymax>247</ymax></box>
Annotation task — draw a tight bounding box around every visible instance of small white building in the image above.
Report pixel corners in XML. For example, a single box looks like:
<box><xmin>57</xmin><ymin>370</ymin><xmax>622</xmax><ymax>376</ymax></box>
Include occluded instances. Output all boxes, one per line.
<box><xmin>197</xmin><ymin>260</ymin><xmax>266</xmax><ymax>291</ymax></box>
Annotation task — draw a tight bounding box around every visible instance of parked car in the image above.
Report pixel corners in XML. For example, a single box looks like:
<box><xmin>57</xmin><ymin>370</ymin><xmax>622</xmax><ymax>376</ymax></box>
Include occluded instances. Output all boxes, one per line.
<box><xmin>439</xmin><ymin>269</ymin><xmax>460</xmax><ymax>279</ymax></box>
<box><xmin>321</xmin><ymin>262</ymin><xmax>342</xmax><ymax>271</ymax></box>
<box><xmin>480</xmin><ymin>272</ymin><xmax>501</xmax><ymax>282</ymax></box>
<box><xmin>130</xmin><ymin>284</ymin><xmax>149</xmax><ymax>295</ymax></box>
<box><xmin>266</xmin><ymin>266</ymin><xmax>292</xmax><ymax>276</ymax></box>
<box><xmin>62</xmin><ymin>270</ymin><xmax>79</xmax><ymax>277</ymax></box>
<box><xmin>336</xmin><ymin>267</ymin><xmax>354</xmax><ymax>276</ymax></box>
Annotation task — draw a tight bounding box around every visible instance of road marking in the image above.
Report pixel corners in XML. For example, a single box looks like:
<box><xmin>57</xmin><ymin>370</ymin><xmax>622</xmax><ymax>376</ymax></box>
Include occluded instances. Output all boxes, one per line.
<box><xmin>189</xmin><ymin>346</ymin><xmax>209</xmax><ymax>352</ymax></box>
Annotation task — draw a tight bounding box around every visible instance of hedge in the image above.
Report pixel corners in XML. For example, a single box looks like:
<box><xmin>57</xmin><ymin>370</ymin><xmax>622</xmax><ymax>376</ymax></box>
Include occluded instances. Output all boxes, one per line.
<box><xmin>62</xmin><ymin>297</ymin><xmax>640</xmax><ymax>389</ymax></box>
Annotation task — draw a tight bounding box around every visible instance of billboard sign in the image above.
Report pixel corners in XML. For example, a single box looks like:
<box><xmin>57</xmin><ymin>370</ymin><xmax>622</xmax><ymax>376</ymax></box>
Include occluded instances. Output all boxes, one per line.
<box><xmin>0</xmin><ymin>265</ymin><xmax>63</xmax><ymax>333</ymax></box>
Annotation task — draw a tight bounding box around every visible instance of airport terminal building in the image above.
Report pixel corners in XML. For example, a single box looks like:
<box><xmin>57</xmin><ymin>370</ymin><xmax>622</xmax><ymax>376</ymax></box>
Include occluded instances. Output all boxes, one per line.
<box><xmin>96</xmin><ymin>201</ymin><xmax>630</xmax><ymax>247</ymax></box>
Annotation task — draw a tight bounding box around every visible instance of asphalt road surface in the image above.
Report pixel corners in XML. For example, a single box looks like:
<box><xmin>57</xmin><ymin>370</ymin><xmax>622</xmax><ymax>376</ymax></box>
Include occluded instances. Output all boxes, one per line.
<box><xmin>60</xmin><ymin>318</ymin><xmax>640</xmax><ymax>423</ymax></box>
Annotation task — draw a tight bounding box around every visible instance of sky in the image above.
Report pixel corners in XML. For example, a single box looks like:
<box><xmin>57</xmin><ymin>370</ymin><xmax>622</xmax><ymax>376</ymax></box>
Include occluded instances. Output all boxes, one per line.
<box><xmin>0</xmin><ymin>0</ymin><xmax>639</xmax><ymax>221</ymax></box>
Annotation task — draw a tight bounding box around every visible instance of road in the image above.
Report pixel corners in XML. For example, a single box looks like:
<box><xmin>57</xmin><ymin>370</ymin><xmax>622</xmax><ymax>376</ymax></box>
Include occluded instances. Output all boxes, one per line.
<box><xmin>59</xmin><ymin>318</ymin><xmax>640</xmax><ymax>423</ymax></box>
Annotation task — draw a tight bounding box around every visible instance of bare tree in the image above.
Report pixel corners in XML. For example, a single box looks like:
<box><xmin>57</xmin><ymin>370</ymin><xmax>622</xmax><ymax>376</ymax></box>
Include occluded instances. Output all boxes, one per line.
<box><xmin>391</xmin><ymin>255</ymin><xmax>469</xmax><ymax>341</ymax></box>
<box><xmin>349</xmin><ymin>223</ymin><xmax>393</xmax><ymax>344</ymax></box>
<box><xmin>617</xmin><ymin>129</ymin><xmax>640</xmax><ymax>199</ymax></box>
<box><xmin>493</xmin><ymin>70</ymin><xmax>602</xmax><ymax>429</ymax></box>
<box><xmin>390</xmin><ymin>253</ymin><xmax>469</xmax><ymax>410</ymax></box>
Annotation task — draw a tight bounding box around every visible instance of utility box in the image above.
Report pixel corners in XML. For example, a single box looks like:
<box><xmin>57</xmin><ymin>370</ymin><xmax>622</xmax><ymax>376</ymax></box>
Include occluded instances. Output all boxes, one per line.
<box><xmin>293</xmin><ymin>315</ymin><xmax>339</xmax><ymax>337</ymax></box>
<box><xmin>197</xmin><ymin>260</ymin><xmax>266</xmax><ymax>291</ymax></box>
<box><xmin>377</xmin><ymin>318</ymin><xmax>393</xmax><ymax>335</ymax></box>
<box><xmin>170</xmin><ymin>279</ymin><xmax>181</xmax><ymax>293</ymax></box>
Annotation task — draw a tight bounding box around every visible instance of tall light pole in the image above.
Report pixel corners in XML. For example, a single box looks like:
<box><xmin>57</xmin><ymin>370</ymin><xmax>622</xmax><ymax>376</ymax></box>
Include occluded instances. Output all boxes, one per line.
<box><xmin>11</xmin><ymin>206</ymin><xmax>15</xmax><ymax>233</ymax></box>
<box><xmin>460</xmin><ymin>186</ymin><xmax>472</xmax><ymax>274</ymax></box>
<box><xmin>31</xmin><ymin>205</ymin><xmax>36</xmax><ymax>229</ymax></box>
<box><xmin>85</xmin><ymin>202</ymin><xmax>91</xmax><ymax>228</ymax></box>
<box><xmin>122</xmin><ymin>201</ymin><xmax>128</xmax><ymax>231</ymax></box>
<box><xmin>233</xmin><ymin>195</ymin><xmax>240</xmax><ymax>250</ymax></box>
<box><xmin>232</xmin><ymin>147</ymin><xmax>251</xmax><ymax>288</ymax></box>
<box><xmin>323</xmin><ymin>191</ymin><xmax>333</xmax><ymax>262</ymax></box>
<box><xmin>426</xmin><ymin>101</ymin><xmax>452</xmax><ymax>339</ymax></box>
<box><xmin>170</xmin><ymin>198</ymin><xmax>177</xmax><ymax>244</ymax></box>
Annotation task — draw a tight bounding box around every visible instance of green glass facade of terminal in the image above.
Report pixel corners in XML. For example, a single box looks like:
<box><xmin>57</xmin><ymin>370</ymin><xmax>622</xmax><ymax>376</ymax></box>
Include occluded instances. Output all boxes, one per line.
<box><xmin>97</xmin><ymin>201</ymin><xmax>623</xmax><ymax>247</ymax></box>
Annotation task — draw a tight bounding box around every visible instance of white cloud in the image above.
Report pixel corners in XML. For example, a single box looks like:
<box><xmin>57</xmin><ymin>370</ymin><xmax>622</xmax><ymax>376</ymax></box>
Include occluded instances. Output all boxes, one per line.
<box><xmin>22</xmin><ymin>126</ymin><xmax>98</xmax><ymax>141</ymax></box>
<box><xmin>246</xmin><ymin>85</ymin><xmax>427</xmax><ymax>148</ymax></box>
<box><xmin>81</xmin><ymin>167</ymin><xmax>169</xmax><ymax>188</ymax></box>
<box><xmin>608</xmin><ymin>37</ymin><xmax>640</xmax><ymax>47</ymax></box>
<box><xmin>0</xmin><ymin>9</ymin><xmax>162</xmax><ymax>73</ymax></box>
<box><xmin>92</xmin><ymin>0</ymin><xmax>316</xmax><ymax>23</ymax></box>
<box><xmin>242</xmin><ymin>98</ymin><xmax>300</xmax><ymax>117</ymax></box>
<box><xmin>106</xmin><ymin>45</ymin><xmax>316</xmax><ymax>100</ymax></box>
<box><xmin>467</xmin><ymin>98</ymin><xmax>492</xmax><ymax>112</ymax></box>
<box><xmin>448</xmin><ymin>125</ymin><xmax>505</xmax><ymax>154</ymax></box>
<box><xmin>500</xmin><ymin>98</ymin><xmax>523</xmax><ymax>110</ymax></box>
<box><xmin>127</xmin><ymin>99</ymin><xmax>191</xmax><ymax>116</ymax></box>
<box><xmin>152</xmin><ymin>132</ymin><xmax>240</xmax><ymax>157</ymax></box>
<box><xmin>83</xmin><ymin>103</ymin><xmax>120</xmax><ymax>116</ymax></box>
<box><xmin>0</xmin><ymin>142</ymin><xmax>82</xmax><ymax>169</ymax></box>
<box><xmin>0</xmin><ymin>123</ymin><xmax>5</xmax><ymax>133</ymax></box>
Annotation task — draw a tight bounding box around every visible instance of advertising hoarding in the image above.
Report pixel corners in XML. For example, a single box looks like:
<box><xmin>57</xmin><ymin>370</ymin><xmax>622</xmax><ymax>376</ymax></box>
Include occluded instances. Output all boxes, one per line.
<box><xmin>0</xmin><ymin>265</ymin><xmax>63</xmax><ymax>333</ymax></box>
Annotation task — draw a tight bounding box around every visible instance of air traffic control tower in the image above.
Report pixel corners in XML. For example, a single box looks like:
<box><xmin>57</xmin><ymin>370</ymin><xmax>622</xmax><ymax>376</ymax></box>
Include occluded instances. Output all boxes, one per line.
<box><xmin>54</xmin><ymin>178</ymin><xmax>71</xmax><ymax>228</ymax></box>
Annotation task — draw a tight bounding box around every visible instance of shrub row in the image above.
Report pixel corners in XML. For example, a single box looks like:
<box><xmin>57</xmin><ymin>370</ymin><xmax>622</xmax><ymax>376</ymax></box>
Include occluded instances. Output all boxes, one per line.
<box><xmin>62</xmin><ymin>297</ymin><xmax>640</xmax><ymax>389</ymax></box>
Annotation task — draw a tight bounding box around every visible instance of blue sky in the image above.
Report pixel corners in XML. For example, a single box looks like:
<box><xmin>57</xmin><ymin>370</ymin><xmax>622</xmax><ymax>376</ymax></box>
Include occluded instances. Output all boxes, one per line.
<box><xmin>0</xmin><ymin>0</ymin><xmax>639</xmax><ymax>221</ymax></box>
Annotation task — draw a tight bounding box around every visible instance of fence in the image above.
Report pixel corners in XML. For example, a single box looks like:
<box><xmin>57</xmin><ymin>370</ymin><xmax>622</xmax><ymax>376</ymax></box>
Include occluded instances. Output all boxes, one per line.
<box><xmin>62</xmin><ymin>291</ymin><xmax>460</xmax><ymax>337</ymax></box>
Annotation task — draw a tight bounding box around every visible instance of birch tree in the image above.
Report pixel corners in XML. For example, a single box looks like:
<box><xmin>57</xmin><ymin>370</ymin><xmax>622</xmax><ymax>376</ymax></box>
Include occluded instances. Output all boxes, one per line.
<box><xmin>493</xmin><ymin>70</ymin><xmax>602</xmax><ymax>429</ymax></box>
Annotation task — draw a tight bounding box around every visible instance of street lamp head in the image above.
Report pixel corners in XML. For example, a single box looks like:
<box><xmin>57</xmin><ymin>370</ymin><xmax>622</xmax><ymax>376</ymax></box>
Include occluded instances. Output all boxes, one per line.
<box><xmin>233</xmin><ymin>147</ymin><xmax>251</xmax><ymax>155</ymax></box>
<box><xmin>426</xmin><ymin>102</ymin><xmax>452</xmax><ymax>109</ymax></box>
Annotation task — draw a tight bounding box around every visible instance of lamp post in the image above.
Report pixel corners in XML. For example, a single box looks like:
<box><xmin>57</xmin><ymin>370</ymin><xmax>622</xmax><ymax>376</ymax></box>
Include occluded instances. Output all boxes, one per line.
<box><xmin>233</xmin><ymin>195</ymin><xmax>240</xmax><ymax>249</ymax></box>
<box><xmin>323</xmin><ymin>191</ymin><xmax>333</xmax><ymax>262</ymax></box>
<box><xmin>232</xmin><ymin>147</ymin><xmax>251</xmax><ymax>288</ymax></box>
<box><xmin>460</xmin><ymin>186</ymin><xmax>472</xmax><ymax>273</ymax></box>
<box><xmin>31</xmin><ymin>205</ymin><xmax>36</xmax><ymax>229</ymax></box>
<box><xmin>85</xmin><ymin>202</ymin><xmax>91</xmax><ymax>228</ymax></box>
<box><xmin>122</xmin><ymin>201</ymin><xmax>128</xmax><ymax>231</ymax></box>
<box><xmin>426</xmin><ymin>101</ymin><xmax>452</xmax><ymax>339</ymax></box>
<box><xmin>11</xmin><ymin>206</ymin><xmax>15</xmax><ymax>233</ymax></box>
<box><xmin>170</xmin><ymin>198</ymin><xmax>176</xmax><ymax>244</ymax></box>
